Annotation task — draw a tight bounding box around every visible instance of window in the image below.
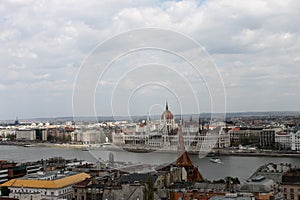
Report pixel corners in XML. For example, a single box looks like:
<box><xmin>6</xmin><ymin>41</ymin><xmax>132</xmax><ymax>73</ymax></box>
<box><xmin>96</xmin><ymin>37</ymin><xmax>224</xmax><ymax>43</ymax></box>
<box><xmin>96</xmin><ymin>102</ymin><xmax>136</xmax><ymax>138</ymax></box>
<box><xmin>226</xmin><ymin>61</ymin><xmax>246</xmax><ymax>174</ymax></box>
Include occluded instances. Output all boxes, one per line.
<box><xmin>291</xmin><ymin>188</ymin><xmax>294</xmax><ymax>193</ymax></box>
<box><xmin>283</xmin><ymin>194</ymin><xmax>287</xmax><ymax>200</ymax></box>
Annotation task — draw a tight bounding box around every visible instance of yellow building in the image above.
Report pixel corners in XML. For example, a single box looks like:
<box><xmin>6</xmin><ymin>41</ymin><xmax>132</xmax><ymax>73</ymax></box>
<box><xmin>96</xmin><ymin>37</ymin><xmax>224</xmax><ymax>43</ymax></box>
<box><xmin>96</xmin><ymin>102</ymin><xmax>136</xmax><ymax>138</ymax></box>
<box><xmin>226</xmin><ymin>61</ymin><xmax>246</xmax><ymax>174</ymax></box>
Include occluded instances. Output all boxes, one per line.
<box><xmin>1</xmin><ymin>172</ymin><xmax>90</xmax><ymax>200</ymax></box>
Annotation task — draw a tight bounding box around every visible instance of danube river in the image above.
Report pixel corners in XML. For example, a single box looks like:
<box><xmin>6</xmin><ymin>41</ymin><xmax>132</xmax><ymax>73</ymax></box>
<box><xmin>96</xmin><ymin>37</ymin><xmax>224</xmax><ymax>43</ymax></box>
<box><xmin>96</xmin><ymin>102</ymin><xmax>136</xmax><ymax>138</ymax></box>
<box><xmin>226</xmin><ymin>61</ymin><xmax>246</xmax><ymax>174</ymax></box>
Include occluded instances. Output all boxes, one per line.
<box><xmin>1</xmin><ymin>145</ymin><xmax>300</xmax><ymax>182</ymax></box>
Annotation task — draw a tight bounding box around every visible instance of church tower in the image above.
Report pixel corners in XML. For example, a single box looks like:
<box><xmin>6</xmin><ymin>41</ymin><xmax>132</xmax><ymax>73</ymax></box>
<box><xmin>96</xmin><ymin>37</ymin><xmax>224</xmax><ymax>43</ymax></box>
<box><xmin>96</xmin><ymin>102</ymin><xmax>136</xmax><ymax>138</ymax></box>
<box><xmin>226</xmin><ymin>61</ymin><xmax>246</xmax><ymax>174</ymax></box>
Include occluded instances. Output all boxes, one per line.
<box><xmin>176</xmin><ymin>126</ymin><xmax>204</xmax><ymax>182</ymax></box>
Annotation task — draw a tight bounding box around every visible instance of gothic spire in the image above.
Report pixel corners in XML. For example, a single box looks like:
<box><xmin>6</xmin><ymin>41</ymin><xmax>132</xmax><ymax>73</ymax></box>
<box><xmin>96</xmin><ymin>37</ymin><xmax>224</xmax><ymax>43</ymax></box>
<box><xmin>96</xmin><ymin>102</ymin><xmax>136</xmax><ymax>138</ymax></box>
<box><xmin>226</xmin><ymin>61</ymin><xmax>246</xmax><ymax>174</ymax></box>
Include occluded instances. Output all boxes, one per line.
<box><xmin>166</xmin><ymin>100</ymin><xmax>169</xmax><ymax>111</ymax></box>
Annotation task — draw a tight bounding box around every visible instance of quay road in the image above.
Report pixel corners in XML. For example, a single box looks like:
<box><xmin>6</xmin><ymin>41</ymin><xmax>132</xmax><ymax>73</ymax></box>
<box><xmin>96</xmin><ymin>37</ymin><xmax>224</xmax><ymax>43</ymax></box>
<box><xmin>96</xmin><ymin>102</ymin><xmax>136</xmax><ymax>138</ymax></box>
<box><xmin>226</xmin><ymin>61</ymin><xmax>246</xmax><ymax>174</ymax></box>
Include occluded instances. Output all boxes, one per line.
<box><xmin>213</xmin><ymin>148</ymin><xmax>300</xmax><ymax>158</ymax></box>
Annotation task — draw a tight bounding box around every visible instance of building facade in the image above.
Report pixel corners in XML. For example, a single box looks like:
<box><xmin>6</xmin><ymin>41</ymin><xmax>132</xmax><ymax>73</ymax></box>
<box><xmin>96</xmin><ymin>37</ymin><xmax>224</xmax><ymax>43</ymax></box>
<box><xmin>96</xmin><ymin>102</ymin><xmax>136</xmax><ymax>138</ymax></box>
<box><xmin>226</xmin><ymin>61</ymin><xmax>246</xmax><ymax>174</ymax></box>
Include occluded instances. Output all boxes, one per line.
<box><xmin>275</xmin><ymin>132</ymin><xmax>291</xmax><ymax>150</ymax></box>
<box><xmin>291</xmin><ymin>131</ymin><xmax>300</xmax><ymax>151</ymax></box>
<box><xmin>282</xmin><ymin>168</ymin><xmax>300</xmax><ymax>200</ymax></box>
<box><xmin>16</xmin><ymin>129</ymin><xmax>36</xmax><ymax>140</ymax></box>
<box><xmin>1</xmin><ymin>171</ymin><xmax>90</xmax><ymax>200</ymax></box>
<box><xmin>259</xmin><ymin>129</ymin><xmax>275</xmax><ymax>148</ymax></box>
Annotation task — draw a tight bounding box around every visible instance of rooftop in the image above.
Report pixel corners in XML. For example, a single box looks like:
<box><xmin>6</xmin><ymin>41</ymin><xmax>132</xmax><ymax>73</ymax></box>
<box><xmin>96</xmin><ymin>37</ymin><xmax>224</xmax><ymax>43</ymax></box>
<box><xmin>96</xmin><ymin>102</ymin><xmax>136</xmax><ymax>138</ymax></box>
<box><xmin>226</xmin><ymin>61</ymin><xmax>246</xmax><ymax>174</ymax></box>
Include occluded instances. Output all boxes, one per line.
<box><xmin>1</xmin><ymin>172</ymin><xmax>90</xmax><ymax>189</ymax></box>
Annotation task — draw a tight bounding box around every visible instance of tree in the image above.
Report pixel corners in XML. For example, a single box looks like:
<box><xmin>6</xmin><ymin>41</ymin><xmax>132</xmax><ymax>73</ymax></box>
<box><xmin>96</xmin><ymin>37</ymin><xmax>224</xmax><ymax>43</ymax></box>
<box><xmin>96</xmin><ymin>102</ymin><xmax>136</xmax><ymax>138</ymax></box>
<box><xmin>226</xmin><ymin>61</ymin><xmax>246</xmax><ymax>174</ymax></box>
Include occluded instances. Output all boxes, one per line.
<box><xmin>6</xmin><ymin>134</ymin><xmax>16</xmax><ymax>141</ymax></box>
<box><xmin>143</xmin><ymin>175</ymin><xmax>154</xmax><ymax>200</ymax></box>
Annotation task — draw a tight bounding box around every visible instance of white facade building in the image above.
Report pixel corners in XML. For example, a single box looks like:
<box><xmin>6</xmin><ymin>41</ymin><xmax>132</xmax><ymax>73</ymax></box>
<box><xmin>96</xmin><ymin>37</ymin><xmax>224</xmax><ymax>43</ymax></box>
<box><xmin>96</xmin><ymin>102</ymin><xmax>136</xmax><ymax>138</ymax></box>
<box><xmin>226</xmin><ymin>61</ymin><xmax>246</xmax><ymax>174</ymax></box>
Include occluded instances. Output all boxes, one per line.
<box><xmin>16</xmin><ymin>129</ymin><xmax>36</xmax><ymax>140</ymax></box>
<box><xmin>291</xmin><ymin>131</ymin><xmax>300</xmax><ymax>151</ymax></box>
<box><xmin>2</xmin><ymin>171</ymin><xmax>90</xmax><ymax>200</ymax></box>
<box><xmin>275</xmin><ymin>132</ymin><xmax>291</xmax><ymax>149</ymax></box>
<box><xmin>76</xmin><ymin>128</ymin><xmax>102</xmax><ymax>145</ymax></box>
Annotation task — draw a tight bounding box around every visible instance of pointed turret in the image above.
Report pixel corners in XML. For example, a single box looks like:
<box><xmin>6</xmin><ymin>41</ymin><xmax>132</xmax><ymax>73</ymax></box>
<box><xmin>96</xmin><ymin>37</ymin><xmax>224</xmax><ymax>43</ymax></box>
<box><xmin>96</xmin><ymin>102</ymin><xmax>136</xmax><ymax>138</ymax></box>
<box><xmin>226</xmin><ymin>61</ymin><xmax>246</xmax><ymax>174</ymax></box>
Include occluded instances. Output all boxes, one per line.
<box><xmin>176</xmin><ymin>126</ymin><xmax>204</xmax><ymax>182</ymax></box>
<box><xmin>177</xmin><ymin>126</ymin><xmax>185</xmax><ymax>158</ymax></box>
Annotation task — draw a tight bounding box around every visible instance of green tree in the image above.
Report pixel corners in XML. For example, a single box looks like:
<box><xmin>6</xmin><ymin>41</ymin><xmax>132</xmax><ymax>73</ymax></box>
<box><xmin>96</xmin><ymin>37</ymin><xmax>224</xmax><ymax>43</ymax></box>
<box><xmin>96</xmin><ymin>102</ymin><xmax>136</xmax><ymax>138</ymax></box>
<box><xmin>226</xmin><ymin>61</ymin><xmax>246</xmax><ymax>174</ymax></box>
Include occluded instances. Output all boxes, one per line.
<box><xmin>6</xmin><ymin>134</ymin><xmax>16</xmax><ymax>141</ymax></box>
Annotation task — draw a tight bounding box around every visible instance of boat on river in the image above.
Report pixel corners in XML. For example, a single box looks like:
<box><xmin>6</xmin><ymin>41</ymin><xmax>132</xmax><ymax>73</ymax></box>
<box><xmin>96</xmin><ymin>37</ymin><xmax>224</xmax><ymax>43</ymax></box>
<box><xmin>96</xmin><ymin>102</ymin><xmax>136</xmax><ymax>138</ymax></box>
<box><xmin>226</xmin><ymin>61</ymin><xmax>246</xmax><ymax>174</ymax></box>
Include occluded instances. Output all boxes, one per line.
<box><xmin>210</xmin><ymin>157</ymin><xmax>222</xmax><ymax>164</ymax></box>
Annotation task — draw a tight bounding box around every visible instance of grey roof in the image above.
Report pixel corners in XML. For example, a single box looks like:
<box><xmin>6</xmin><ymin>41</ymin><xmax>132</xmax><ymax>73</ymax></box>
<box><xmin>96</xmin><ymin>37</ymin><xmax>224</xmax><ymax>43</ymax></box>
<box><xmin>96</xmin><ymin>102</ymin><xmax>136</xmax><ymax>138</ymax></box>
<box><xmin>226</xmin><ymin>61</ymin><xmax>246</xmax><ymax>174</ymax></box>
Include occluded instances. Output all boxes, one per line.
<box><xmin>239</xmin><ymin>178</ymin><xmax>275</xmax><ymax>193</ymax></box>
<box><xmin>118</xmin><ymin>173</ymin><xmax>158</xmax><ymax>184</ymax></box>
<box><xmin>210</xmin><ymin>196</ymin><xmax>252</xmax><ymax>200</ymax></box>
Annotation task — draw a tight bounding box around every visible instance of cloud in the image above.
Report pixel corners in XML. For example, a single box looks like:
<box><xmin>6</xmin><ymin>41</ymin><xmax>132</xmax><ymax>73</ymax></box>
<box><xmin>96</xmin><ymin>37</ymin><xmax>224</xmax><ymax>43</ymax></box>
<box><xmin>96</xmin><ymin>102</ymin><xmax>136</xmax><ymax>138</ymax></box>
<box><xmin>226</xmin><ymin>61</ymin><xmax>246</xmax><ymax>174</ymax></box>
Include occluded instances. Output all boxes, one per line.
<box><xmin>0</xmin><ymin>0</ymin><xmax>300</xmax><ymax>119</ymax></box>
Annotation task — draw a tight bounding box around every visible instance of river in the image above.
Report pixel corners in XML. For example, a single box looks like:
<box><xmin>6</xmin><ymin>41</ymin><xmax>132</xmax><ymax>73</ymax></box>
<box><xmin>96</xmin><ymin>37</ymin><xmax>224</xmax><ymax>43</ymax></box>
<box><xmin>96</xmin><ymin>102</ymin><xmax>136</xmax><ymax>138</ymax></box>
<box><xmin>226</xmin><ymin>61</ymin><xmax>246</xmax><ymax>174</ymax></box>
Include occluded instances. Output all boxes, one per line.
<box><xmin>1</xmin><ymin>145</ymin><xmax>300</xmax><ymax>182</ymax></box>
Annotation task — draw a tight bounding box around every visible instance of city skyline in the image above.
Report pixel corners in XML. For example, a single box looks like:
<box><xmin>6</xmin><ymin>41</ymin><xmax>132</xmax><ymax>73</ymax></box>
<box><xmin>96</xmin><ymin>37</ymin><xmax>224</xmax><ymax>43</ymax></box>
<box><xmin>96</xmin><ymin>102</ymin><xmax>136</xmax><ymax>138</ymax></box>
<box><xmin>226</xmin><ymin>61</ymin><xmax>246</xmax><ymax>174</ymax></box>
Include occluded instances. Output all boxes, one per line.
<box><xmin>1</xmin><ymin>0</ymin><xmax>300</xmax><ymax>120</ymax></box>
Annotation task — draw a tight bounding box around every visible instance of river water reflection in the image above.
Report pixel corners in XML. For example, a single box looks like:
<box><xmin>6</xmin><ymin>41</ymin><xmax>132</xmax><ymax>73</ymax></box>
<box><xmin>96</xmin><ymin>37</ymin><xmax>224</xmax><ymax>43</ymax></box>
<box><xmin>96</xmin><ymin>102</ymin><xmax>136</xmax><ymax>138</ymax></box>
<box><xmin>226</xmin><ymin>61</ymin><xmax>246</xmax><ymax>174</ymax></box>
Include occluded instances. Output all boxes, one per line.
<box><xmin>1</xmin><ymin>145</ymin><xmax>300</xmax><ymax>182</ymax></box>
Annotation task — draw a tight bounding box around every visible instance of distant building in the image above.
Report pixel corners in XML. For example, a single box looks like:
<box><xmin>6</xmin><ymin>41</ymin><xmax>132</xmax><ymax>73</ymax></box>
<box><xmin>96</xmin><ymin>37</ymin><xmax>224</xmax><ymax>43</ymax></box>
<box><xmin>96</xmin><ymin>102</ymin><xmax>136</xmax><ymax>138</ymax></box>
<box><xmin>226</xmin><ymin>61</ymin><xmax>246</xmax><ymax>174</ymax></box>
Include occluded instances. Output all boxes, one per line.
<box><xmin>35</xmin><ymin>129</ymin><xmax>47</xmax><ymax>141</ymax></box>
<box><xmin>229</xmin><ymin>128</ymin><xmax>260</xmax><ymax>146</ymax></box>
<box><xmin>16</xmin><ymin>129</ymin><xmax>36</xmax><ymax>140</ymax></box>
<box><xmin>1</xmin><ymin>171</ymin><xmax>90</xmax><ymax>200</ymax></box>
<box><xmin>259</xmin><ymin>129</ymin><xmax>275</xmax><ymax>148</ymax></box>
<box><xmin>275</xmin><ymin>132</ymin><xmax>291</xmax><ymax>150</ymax></box>
<box><xmin>0</xmin><ymin>129</ymin><xmax>15</xmax><ymax>138</ymax></box>
<box><xmin>291</xmin><ymin>131</ymin><xmax>300</xmax><ymax>151</ymax></box>
<box><xmin>113</xmin><ymin>103</ymin><xmax>230</xmax><ymax>151</ymax></box>
<box><xmin>76</xmin><ymin>128</ymin><xmax>102</xmax><ymax>145</ymax></box>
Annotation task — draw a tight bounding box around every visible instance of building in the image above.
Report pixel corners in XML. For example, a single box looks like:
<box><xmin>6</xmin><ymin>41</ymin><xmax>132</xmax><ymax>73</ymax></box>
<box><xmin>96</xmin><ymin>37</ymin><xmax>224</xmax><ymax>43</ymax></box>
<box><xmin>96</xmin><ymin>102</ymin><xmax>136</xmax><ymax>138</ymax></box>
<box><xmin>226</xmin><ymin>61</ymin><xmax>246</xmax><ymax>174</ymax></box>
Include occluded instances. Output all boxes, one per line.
<box><xmin>8</xmin><ymin>192</ymin><xmax>42</xmax><ymax>200</ymax></box>
<box><xmin>76</xmin><ymin>128</ymin><xmax>102</xmax><ymax>145</ymax></box>
<box><xmin>175</xmin><ymin>127</ymin><xmax>204</xmax><ymax>182</ymax></box>
<box><xmin>275</xmin><ymin>132</ymin><xmax>291</xmax><ymax>150</ymax></box>
<box><xmin>259</xmin><ymin>129</ymin><xmax>275</xmax><ymax>148</ymax></box>
<box><xmin>282</xmin><ymin>168</ymin><xmax>300</xmax><ymax>200</ymax></box>
<box><xmin>291</xmin><ymin>131</ymin><xmax>300</xmax><ymax>151</ymax></box>
<box><xmin>229</xmin><ymin>128</ymin><xmax>260</xmax><ymax>146</ymax></box>
<box><xmin>73</xmin><ymin>178</ymin><xmax>103</xmax><ymax>200</ymax></box>
<box><xmin>35</xmin><ymin>129</ymin><xmax>47</xmax><ymax>141</ymax></box>
<box><xmin>0</xmin><ymin>161</ymin><xmax>26</xmax><ymax>184</ymax></box>
<box><xmin>1</xmin><ymin>171</ymin><xmax>90</xmax><ymax>200</ymax></box>
<box><xmin>113</xmin><ymin>102</ymin><xmax>230</xmax><ymax>152</ymax></box>
<box><xmin>160</xmin><ymin>101</ymin><xmax>177</xmax><ymax>134</ymax></box>
<box><xmin>15</xmin><ymin>129</ymin><xmax>36</xmax><ymax>141</ymax></box>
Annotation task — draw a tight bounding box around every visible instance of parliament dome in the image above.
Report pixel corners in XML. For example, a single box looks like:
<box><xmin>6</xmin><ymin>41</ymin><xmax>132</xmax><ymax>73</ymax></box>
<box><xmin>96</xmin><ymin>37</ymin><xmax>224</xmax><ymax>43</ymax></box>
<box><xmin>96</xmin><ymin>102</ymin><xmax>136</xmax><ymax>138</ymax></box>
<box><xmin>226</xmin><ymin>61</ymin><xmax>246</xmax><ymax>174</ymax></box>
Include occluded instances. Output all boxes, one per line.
<box><xmin>161</xmin><ymin>102</ymin><xmax>173</xmax><ymax>120</ymax></box>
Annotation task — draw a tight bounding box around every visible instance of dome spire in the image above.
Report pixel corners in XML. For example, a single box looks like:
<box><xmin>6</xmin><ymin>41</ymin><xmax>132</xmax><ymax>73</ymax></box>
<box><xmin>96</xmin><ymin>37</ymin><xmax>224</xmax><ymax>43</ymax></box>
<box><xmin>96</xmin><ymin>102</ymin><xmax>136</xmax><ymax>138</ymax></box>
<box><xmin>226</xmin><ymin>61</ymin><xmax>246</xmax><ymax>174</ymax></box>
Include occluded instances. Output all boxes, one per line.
<box><xmin>161</xmin><ymin>100</ymin><xmax>173</xmax><ymax>120</ymax></box>
<box><xmin>166</xmin><ymin>100</ymin><xmax>169</xmax><ymax>111</ymax></box>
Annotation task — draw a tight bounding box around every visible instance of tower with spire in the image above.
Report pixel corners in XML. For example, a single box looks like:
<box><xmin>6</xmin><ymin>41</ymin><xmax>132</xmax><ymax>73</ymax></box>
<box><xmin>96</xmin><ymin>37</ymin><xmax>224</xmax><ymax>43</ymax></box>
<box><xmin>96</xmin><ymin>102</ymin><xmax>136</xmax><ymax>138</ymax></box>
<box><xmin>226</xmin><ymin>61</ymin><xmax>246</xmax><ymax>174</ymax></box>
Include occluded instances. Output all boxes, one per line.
<box><xmin>160</xmin><ymin>101</ymin><xmax>175</xmax><ymax>134</ymax></box>
<box><xmin>176</xmin><ymin>126</ymin><xmax>204</xmax><ymax>182</ymax></box>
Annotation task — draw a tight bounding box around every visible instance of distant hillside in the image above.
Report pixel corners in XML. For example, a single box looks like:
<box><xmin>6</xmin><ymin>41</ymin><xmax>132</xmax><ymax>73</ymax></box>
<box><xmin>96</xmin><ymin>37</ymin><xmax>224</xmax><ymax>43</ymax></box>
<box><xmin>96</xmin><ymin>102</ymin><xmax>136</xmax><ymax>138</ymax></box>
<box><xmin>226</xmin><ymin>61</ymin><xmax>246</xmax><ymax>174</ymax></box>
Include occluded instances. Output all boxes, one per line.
<box><xmin>4</xmin><ymin>111</ymin><xmax>299</xmax><ymax>123</ymax></box>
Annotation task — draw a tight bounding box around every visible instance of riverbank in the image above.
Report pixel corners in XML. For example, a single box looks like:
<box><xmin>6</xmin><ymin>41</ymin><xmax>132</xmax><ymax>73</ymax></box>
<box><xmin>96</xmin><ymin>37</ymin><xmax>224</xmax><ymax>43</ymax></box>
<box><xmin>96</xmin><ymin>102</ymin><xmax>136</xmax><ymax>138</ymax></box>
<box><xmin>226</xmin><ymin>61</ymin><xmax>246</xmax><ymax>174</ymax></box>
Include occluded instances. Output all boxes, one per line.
<box><xmin>214</xmin><ymin>149</ymin><xmax>300</xmax><ymax>158</ymax></box>
<box><xmin>0</xmin><ymin>141</ymin><xmax>85</xmax><ymax>149</ymax></box>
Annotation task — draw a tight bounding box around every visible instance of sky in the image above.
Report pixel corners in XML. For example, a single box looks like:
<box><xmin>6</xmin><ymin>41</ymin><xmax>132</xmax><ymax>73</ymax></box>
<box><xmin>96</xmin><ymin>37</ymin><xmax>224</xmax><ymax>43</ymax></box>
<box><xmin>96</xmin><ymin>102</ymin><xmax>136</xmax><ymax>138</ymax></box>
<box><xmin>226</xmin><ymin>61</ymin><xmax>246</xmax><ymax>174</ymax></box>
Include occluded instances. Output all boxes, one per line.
<box><xmin>0</xmin><ymin>0</ymin><xmax>300</xmax><ymax>120</ymax></box>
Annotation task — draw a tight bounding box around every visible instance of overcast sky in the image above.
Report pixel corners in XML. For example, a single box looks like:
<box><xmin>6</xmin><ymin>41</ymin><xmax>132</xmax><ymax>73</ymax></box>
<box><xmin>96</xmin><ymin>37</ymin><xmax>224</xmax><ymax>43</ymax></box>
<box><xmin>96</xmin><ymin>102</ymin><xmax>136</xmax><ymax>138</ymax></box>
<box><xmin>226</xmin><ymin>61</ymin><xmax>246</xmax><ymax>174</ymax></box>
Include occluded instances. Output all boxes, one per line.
<box><xmin>1</xmin><ymin>0</ymin><xmax>300</xmax><ymax>120</ymax></box>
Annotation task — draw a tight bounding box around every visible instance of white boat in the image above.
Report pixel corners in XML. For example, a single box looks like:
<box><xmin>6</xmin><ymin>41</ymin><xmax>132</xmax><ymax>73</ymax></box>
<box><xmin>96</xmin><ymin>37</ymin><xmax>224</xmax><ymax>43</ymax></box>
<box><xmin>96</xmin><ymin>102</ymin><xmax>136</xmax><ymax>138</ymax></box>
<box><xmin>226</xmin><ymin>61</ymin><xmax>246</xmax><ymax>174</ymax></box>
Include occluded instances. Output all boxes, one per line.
<box><xmin>23</xmin><ymin>144</ymin><xmax>36</xmax><ymax>147</ymax></box>
<box><xmin>210</xmin><ymin>157</ymin><xmax>222</xmax><ymax>164</ymax></box>
<box><xmin>81</xmin><ymin>147</ymin><xmax>89</xmax><ymax>151</ymax></box>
